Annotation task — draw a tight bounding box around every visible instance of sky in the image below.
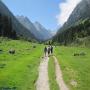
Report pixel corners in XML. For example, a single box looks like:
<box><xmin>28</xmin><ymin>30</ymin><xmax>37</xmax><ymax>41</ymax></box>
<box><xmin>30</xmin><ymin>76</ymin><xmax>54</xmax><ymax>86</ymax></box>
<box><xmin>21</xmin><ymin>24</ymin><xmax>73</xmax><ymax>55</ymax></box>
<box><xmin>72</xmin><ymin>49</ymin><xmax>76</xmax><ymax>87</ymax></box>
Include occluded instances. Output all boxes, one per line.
<box><xmin>2</xmin><ymin>0</ymin><xmax>81</xmax><ymax>31</ymax></box>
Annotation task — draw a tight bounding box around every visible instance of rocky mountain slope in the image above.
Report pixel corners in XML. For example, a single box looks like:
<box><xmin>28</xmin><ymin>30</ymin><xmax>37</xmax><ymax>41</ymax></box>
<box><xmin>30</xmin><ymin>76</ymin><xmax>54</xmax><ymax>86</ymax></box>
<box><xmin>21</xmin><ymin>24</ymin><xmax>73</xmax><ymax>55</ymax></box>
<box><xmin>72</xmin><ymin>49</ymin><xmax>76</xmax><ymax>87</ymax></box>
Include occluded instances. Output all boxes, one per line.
<box><xmin>34</xmin><ymin>21</ymin><xmax>52</xmax><ymax>40</ymax></box>
<box><xmin>17</xmin><ymin>16</ymin><xmax>53</xmax><ymax>41</ymax></box>
<box><xmin>16</xmin><ymin>16</ymin><xmax>43</xmax><ymax>41</ymax></box>
<box><xmin>0</xmin><ymin>1</ymin><xmax>37</xmax><ymax>41</ymax></box>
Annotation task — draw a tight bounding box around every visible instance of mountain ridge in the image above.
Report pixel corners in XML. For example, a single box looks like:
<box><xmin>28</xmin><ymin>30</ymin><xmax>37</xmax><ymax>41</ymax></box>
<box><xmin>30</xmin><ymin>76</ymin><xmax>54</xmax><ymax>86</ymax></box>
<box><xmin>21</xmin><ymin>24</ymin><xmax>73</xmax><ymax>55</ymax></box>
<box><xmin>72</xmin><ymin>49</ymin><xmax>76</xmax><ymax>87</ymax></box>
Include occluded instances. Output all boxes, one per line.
<box><xmin>16</xmin><ymin>16</ymin><xmax>53</xmax><ymax>41</ymax></box>
<box><xmin>0</xmin><ymin>1</ymin><xmax>38</xmax><ymax>41</ymax></box>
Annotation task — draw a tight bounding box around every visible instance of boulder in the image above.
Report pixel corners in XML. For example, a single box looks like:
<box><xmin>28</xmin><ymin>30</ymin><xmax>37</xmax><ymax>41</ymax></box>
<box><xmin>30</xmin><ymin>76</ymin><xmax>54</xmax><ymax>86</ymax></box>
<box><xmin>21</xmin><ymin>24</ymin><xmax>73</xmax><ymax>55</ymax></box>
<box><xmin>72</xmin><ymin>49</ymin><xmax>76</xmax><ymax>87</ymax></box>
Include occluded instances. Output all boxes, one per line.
<box><xmin>74</xmin><ymin>53</ymin><xmax>79</xmax><ymax>56</ymax></box>
<box><xmin>33</xmin><ymin>45</ymin><xmax>36</xmax><ymax>48</ymax></box>
<box><xmin>80</xmin><ymin>52</ymin><xmax>86</xmax><ymax>56</ymax></box>
<box><xmin>9</xmin><ymin>49</ymin><xmax>15</xmax><ymax>54</ymax></box>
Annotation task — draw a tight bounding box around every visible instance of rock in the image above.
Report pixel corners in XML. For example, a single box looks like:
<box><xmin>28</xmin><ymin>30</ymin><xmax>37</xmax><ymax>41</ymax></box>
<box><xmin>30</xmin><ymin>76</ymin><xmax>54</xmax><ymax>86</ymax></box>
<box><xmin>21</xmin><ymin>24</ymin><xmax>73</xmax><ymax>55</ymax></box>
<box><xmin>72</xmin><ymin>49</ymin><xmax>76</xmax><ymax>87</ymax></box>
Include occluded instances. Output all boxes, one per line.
<box><xmin>0</xmin><ymin>49</ymin><xmax>3</xmax><ymax>54</ymax></box>
<box><xmin>74</xmin><ymin>53</ymin><xmax>79</xmax><ymax>56</ymax></box>
<box><xmin>74</xmin><ymin>52</ymin><xmax>86</xmax><ymax>56</ymax></box>
<box><xmin>0</xmin><ymin>49</ymin><xmax>3</xmax><ymax>51</ymax></box>
<box><xmin>70</xmin><ymin>80</ymin><xmax>77</xmax><ymax>87</ymax></box>
<box><xmin>9</xmin><ymin>49</ymin><xmax>15</xmax><ymax>54</ymax></box>
<box><xmin>33</xmin><ymin>45</ymin><xmax>36</xmax><ymax>48</ymax></box>
<box><xmin>0</xmin><ymin>64</ymin><xmax>6</xmax><ymax>68</ymax></box>
<box><xmin>80</xmin><ymin>52</ymin><xmax>86</xmax><ymax>56</ymax></box>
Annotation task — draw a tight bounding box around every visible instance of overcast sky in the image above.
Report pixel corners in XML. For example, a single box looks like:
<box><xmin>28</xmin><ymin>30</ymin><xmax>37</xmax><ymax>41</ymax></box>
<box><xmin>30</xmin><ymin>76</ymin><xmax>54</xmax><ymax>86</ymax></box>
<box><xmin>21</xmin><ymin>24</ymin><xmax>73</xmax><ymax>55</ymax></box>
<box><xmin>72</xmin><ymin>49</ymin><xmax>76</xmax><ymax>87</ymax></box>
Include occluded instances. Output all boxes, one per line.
<box><xmin>2</xmin><ymin>0</ymin><xmax>81</xmax><ymax>31</ymax></box>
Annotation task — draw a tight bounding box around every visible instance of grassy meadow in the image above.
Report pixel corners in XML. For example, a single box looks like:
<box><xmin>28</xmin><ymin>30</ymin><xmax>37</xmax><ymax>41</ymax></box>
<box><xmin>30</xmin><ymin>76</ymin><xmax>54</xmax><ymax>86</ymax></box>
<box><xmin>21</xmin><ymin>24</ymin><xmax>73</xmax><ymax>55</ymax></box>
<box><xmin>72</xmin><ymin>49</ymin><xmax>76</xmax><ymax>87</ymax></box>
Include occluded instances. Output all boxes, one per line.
<box><xmin>0</xmin><ymin>39</ymin><xmax>44</xmax><ymax>90</ymax></box>
<box><xmin>55</xmin><ymin>46</ymin><xmax>90</xmax><ymax>90</ymax></box>
<box><xmin>0</xmin><ymin>38</ymin><xmax>90</xmax><ymax>90</ymax></box>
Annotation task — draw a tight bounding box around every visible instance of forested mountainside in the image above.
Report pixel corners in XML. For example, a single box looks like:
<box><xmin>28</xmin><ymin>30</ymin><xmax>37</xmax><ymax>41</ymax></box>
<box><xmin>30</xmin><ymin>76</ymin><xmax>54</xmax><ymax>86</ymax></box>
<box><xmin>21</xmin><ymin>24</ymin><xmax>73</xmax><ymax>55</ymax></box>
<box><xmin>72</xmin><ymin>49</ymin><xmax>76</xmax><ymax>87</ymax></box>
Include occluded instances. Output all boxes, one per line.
<box><xmin>0</xmin><ymin>14</ymin><xmax>17</xmax><ymax>39</ymax></box>
<box><xmin>53</xmin><ymin>19</ymin><xmax>90</xmax><ymax>46</ymax></box>
<box><xmin>0</xmin><ymin>1</ymin><xmax>37</xmax><ymax>41</ymax></box>
<box><xmin>53</xmin><ymin>0</ymin><xmax>90</xmax><ymax>46</ymax></box>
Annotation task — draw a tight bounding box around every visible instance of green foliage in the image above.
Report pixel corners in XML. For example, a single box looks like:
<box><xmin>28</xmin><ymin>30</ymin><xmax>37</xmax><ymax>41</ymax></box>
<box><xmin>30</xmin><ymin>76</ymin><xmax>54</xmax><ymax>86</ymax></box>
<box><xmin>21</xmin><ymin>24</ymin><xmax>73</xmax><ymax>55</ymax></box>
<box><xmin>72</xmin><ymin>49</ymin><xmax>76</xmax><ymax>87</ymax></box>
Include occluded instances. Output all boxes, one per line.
<box><xmin>53</xmin><ymin>18</ymin><xmax>90</xmax><ymax>46</ymax></box>
<box><xmin>0</xmin><ymin>14</ymin><xmax>17</xmax><ymax>39</ymax></box>
<box><xmin>71</xmin><ymin>36</ymin><xmax>90</xmax><ymax>47</ymax></box>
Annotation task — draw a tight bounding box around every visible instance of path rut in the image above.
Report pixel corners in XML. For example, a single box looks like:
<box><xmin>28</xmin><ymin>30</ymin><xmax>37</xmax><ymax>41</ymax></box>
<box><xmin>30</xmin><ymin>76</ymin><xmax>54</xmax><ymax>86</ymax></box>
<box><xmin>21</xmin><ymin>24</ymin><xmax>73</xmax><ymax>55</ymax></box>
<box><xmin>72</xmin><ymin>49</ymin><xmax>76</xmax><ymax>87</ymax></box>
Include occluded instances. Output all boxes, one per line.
<box><xmin>53</xmin><ymin>56</ymin><xmax>69</xmax><ymax>90</ymax></box>
<box><xmin>36</xmin><ymin>56</ymin><xmax>50</xmax><ymax>90</ymax></box>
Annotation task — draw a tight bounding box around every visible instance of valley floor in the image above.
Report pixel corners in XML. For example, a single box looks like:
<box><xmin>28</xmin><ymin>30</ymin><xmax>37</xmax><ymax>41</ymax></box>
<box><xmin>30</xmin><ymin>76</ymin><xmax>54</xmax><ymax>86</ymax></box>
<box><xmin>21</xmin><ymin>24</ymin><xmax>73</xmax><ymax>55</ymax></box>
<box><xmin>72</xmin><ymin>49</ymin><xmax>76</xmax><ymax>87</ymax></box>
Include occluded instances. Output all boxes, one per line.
<box><xmin>0</xmin><ymin>39</ymin><xmax>44</xmax><ymax>90</ymax></box>
<box><xmin>0</xmin><ymin>39</ymin><xmax>90</xmax><ymax>90</ymax></box>
<box><xmin>55</xmin><ymin>46</ymin><xmax>90</xmax><ymax>90</ymax></box>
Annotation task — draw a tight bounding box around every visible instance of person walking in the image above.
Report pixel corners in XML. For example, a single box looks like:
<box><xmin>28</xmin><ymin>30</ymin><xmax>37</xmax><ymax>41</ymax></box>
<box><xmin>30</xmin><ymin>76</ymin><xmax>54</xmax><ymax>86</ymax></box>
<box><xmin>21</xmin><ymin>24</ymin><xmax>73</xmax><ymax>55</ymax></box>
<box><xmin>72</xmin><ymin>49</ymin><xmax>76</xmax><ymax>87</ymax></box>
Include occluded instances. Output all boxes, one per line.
<box><xmin>50</xmin><ymin>46</ymin><xmax>53</xmax><ymax>55</ymax></box>
<box><xmin>44</xmin><ymin>46</ymin><xmax>47</xmax><ymax>57</ymax></box>
<box><xmin>47</xmin><ymin>46</ymin><xmax>50</xmax><ymax>56</ymax></box>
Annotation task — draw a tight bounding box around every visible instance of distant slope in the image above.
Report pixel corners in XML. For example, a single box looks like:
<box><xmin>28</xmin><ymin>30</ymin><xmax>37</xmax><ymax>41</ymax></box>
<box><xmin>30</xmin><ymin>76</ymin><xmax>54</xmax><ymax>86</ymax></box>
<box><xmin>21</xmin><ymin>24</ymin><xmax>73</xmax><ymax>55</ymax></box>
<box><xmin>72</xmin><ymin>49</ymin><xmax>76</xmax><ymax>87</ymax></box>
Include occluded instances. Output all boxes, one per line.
<box><xmin>34</xmin><ymin>21</ymin><xmax>52</xmax><ymax>41</ymax></box>
<box><xmin>16</xmin><ymin>16</ymin><xmax>43</xmax><ymax>41</ymax></box>
<box><xmin>16</xmin><ymin>16</ymin><xmax>53</xmax><ymax>41</ymax></box>
<box><xmin>53</xmin><ymin>0</ymin><xmax>90</xmax><ymax>46</ymax></box>
<box><xmin>0</xmin><ymin>1</ymin><xmax>36</xmax><ymax>41</ymax></box>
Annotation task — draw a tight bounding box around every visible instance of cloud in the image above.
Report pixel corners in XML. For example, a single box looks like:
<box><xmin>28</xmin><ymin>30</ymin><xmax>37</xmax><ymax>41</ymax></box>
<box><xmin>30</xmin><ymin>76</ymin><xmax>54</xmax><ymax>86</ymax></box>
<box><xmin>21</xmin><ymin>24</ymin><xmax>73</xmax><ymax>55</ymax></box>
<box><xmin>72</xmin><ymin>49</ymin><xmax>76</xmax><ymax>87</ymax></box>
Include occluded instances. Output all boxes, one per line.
<box><xmin>56</xmin><ymin>0</ymin><xmax>82</xmax><ymax>26</ymax></box>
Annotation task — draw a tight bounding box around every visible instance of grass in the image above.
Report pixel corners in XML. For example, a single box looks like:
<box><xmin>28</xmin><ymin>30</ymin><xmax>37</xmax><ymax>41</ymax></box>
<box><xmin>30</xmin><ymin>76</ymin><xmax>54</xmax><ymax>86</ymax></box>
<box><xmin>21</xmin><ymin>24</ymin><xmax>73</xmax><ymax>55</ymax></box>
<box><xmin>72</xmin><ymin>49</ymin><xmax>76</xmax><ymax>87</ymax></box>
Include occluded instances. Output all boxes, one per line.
<box><xmin>1</xmin><ymin>37</ymin><xmax>90</xmax><ymax>90</ymax></box>
<box><xmin>0</xmin><ymin>39</ymin><xmax>44</xmax><ymax>90</ymax></box>
<box><xmin>55</xmin><ymin>46</ymin><xmax>90</xmax><ymax>90</ymax></box>
<box><xmin>48</xmin><ymin>56</ymin><xmax>59</xmax><ymax>90</ymax></box>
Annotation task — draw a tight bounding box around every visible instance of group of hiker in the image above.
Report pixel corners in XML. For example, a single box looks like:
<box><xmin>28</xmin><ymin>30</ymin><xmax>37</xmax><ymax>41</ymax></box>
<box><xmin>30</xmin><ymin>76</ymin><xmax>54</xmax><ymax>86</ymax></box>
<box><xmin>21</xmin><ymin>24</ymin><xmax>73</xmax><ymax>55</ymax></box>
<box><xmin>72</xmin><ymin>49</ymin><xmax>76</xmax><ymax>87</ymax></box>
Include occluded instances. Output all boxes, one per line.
<box><xmin>44</xmin><ymin>46</ymin><xmax>53</xmax><ymax>57</ymax></box>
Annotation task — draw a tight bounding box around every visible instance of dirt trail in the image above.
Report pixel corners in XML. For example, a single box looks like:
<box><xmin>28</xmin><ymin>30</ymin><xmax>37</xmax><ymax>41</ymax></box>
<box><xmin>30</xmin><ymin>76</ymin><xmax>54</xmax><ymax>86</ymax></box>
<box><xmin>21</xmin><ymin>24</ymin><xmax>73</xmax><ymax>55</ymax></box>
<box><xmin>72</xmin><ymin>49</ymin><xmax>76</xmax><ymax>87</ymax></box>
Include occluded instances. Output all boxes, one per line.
<box><xmin>53</xmin><ymin>56</ymin><xmax>69</xmax><ymax>90</ymax></box>
<box><xmin>36</xmin><ymin>56</ymin><xmax>50</xmax><ymax>90</ymax></box>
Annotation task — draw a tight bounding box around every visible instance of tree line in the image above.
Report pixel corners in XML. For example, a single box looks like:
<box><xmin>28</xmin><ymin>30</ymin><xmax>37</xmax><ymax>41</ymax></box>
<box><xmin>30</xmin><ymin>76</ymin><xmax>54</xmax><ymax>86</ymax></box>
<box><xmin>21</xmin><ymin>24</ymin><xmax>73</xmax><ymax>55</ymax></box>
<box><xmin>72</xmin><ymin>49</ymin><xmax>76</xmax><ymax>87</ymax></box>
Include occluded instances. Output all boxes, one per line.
<box><xmin>0</xmin><ymin>14</ymin><xmax>17</xmax><ymax>39</ymax></box>
<box><xmin>52</xmin><ymin>18</ymin><xmax>90</xmax><ymax>45</ymax></box>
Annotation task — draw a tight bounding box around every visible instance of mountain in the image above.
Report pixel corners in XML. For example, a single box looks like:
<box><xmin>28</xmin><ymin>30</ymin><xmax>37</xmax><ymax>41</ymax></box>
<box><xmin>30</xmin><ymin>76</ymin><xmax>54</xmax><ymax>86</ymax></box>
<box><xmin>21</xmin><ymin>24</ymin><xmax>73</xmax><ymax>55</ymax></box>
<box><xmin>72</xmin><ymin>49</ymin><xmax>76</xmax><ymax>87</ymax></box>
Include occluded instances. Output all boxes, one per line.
<box><xmin>16</xmin><ymin>16</ymin><xmax>53</xmax><ymax>41</ymax></box>
<box><xmin>34</xmin><ymin>22</ymin><xmax>53</xmax><ymax>40</ymax></box>
<box><xmin>59</xmin><ymin>0</ymin><xmax>90</xmax><ymax>31</ymax></box>
<box><xmin>0</xmin><ymin>1</ymin><xmax>36</xmax><ymax>41</ymax></box>
<box><xmin>48</xmin><ymin>30</ymin><xmax>56</xmax><ymax>36</ymax></box>
<box><xmin>53</xmin><ymin>0</ymin><xmax>90</xmax><ymax>46</ymax></box>
<box><xmin>16</xmin><ymin>16</ymin><xmax>43</xmax><ymax>41</ymax></box>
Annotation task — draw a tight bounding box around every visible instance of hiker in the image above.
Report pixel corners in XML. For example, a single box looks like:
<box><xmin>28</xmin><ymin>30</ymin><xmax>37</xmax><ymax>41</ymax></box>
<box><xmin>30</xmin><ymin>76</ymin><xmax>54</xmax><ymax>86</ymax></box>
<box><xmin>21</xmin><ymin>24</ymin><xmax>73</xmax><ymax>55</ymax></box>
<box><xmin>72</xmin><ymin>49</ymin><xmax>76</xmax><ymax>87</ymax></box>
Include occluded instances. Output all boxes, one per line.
<box><xmin>47</xmin><ymin>46</ymin><xmax>50</xmax><ymax>56</ymax></box>
<box><xmin>44</xmin><ymin>46</ymin><xmax>47</xmax><ymax>57</ymax></box>
<box><xmin>50</xmin><ymin>46</ymin><xmax>53</xmax><ymax>55</ymax></box>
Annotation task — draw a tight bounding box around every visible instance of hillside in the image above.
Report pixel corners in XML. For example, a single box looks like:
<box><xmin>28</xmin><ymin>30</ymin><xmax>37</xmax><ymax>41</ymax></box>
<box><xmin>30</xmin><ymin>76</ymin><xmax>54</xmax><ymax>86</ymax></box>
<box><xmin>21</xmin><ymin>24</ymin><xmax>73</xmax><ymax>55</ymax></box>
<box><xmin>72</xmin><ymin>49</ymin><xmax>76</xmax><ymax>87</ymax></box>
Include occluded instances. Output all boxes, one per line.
<box><xmin>34</xmin><ymin>21</ymin><xmax>52</xmax><ymax>41</ymax></box>
<box><xmin>53</xmin><ymin>0</ymin><xmax>90</xmax><ymax>46</ymax></box>
<box><xmin>53</xmin><ymin>19</ymin><xmax>90</xmax><ymax>46</ymax></box>
<box><xmin>16</xmin><ymin>16</ymin><xmax>43</xmax><ymax>41</ymax></box>
<box><xmin>59</xmin><ymin>0</ymin><xmax>90</xmax><ymax>31</ymax></box>
<box><xmin>16</xmin><ymin>16</ymin><xmax>52</xmax><ymax>41</ymax></box>
<box><xmin>0</xmin><ymin>1</ymin><xmax>36</xmax><ymax>41</ymax></box>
